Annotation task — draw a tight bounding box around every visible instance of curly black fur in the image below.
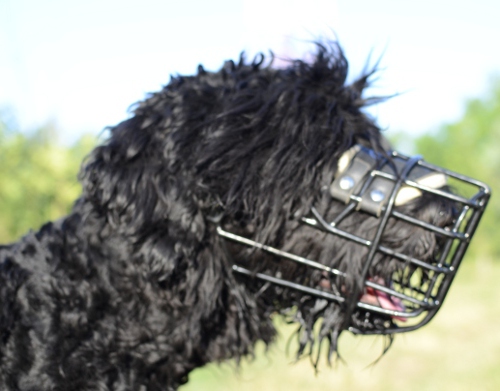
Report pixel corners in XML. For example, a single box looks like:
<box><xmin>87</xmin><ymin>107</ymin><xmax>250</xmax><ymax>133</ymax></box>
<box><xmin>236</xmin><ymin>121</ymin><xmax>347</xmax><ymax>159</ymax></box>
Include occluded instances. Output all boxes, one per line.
<box><xmin>0</xmin><ymin>44</ymin><xmax>454</xmax><ymax>390</ymax></box>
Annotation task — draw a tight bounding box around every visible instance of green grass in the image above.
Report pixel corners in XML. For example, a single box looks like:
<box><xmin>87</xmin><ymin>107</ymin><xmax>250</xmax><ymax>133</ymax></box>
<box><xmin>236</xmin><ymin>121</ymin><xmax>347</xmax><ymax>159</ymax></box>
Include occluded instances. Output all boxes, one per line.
<box><xmin>181</xmin><ymin>258</ymin><xmax>500</xmax><ymax>390</ymax></box>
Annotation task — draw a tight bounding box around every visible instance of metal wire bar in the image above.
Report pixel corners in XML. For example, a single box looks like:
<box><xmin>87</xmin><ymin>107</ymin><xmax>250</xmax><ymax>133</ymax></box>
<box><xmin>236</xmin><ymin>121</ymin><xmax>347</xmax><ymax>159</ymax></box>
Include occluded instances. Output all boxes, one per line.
<box><xmin>217</xmin><ymin>227</ymin><xmax>346</xmax><ymax>277</ymax></box>
<box><xmin>306</xmin><ymin>209</ymin><xmax>452</xmax><ymax>273</ymax></box>
<box><xmin>232</xmin><ymin>265</ymin><xmax>345</xmax><ymax>303</ymax></box>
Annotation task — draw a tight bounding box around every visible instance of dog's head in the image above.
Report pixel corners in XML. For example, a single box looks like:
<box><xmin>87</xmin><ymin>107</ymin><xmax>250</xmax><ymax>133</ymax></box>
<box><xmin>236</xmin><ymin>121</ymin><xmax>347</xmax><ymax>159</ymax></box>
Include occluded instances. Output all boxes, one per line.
<box><xmin>219</xmin><ymin>142</ymin><xmax>489</xmax><ymax>362</ymax></box>
<box><xmin>195</xmin><ymin>46</ymin><xmax>489</xmax><ymax>361</ymax></box>
<box><xmin>79</xmin><ymin>44</ymin><xmax>489</xmax><ymax>368</ymax></box>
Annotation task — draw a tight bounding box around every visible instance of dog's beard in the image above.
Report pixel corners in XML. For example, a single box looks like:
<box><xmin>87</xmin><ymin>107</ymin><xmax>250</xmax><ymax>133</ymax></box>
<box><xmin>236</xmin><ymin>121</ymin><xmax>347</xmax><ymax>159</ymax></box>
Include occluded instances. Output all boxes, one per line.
<box><xmin>231</xmin><ymin>191</ymin><xmax>457</xmax><ymax>365</ymax></box>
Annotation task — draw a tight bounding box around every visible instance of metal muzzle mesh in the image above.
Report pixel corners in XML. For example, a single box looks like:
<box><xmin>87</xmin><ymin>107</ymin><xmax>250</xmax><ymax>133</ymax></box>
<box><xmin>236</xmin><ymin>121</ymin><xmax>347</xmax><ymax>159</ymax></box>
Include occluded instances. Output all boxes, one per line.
<box><xmin>218</xmin><ymin>146</ymin><xmax>490</xmax><ymax>335</ymax></box>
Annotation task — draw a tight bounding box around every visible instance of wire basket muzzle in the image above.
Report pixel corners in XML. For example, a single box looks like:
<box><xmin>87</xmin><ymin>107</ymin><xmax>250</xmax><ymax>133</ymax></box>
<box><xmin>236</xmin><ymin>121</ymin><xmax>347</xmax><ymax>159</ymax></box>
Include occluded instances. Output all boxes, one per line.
<box><xmin>219</xmin><ymin>146</ymin><xmax>490</xmax><ymax>334</ymax></box>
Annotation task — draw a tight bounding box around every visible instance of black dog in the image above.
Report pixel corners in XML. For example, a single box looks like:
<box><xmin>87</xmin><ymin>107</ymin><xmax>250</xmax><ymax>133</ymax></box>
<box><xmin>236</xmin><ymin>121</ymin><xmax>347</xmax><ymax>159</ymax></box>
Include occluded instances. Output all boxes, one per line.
<box><xmin>0</xmin><ymin>44</ymin><xmax>489</xmax><ymax>390</ymax></box>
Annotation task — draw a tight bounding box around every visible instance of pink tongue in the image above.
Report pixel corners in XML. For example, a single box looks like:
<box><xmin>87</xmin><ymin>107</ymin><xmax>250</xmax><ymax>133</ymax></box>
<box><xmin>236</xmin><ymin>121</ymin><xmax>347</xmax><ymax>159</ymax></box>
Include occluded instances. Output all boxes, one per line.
<box><xmin>360</xmin><ymin>284</ymin><xmax>407</xmax><ymax>322</ymax></box>
<box><xmin>376</xmin><ymin>291</ymin><xmax>405</xmax><ymax>312</ymax></box>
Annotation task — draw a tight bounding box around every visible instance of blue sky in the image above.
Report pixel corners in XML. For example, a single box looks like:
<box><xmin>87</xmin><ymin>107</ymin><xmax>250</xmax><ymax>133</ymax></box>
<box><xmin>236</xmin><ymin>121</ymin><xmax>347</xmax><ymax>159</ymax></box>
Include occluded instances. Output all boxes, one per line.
<box><xmin>1</xmin><ymin>0</ymin><xmax>500</xmax><ymax>144</ymax></box>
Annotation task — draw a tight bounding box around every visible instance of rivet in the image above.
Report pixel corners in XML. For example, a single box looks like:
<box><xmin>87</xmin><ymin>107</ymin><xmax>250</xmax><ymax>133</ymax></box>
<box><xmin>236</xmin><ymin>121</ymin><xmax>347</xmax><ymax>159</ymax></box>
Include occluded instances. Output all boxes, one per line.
<box><xmin>339</xmin><ymin>176</ymin><xmax>355</xmax><ymax>190</ymax></box>
<box><xmin>370</xmin><ymin>189</ymin><xmax>385</xmax><ymax>203</ymax></box>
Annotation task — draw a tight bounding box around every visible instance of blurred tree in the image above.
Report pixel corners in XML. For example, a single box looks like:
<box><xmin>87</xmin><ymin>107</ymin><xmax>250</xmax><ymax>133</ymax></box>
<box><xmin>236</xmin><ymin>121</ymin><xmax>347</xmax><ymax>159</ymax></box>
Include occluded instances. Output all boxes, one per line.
<box><xmin>1</xmin><ymin>80</ymin><xmax>498</xmax><ymax>256</ymax></box>
<box><xmin>0</xmin><ymin>116</ymin><xmax>95</xmax><ymax>243</ymax></box>
<box><xmin>413</xmin><ymin>78</ymin><xmax>500</xmax><ymax>259</ymax></box>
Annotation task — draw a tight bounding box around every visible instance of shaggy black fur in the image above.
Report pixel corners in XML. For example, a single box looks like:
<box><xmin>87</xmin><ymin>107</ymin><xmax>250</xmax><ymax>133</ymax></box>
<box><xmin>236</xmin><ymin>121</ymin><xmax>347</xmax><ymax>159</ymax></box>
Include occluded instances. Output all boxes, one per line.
<box><xmin>0</xmin><ymin>44</ymin><xmax>455</xmax><ymax>390</ymax></box>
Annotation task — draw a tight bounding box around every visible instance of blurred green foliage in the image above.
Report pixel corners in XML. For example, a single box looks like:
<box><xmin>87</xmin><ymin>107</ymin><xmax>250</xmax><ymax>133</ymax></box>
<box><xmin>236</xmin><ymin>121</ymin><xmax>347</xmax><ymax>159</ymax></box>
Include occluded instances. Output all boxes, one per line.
<box><xmin>412</xmin><ymin>79</ymin><xmax>500</xmax><ymax>259</ymax></box>
<box><xmin>1</xmin><ymin>78</ymin><xmax>499</xmax><ymax>250</ymax></box>
<box><xmin>0</xmin><ymin>117</ymin><xmax>95</xmax><ymax>242</ymax></box>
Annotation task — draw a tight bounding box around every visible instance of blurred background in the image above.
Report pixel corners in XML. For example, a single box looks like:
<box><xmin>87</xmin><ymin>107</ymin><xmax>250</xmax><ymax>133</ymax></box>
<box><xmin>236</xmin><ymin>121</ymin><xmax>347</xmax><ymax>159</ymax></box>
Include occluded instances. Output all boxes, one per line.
<box><xmin>1</xmin><ymin>0</ymin><xmax>500</xmax><ymax>389</ymax></box>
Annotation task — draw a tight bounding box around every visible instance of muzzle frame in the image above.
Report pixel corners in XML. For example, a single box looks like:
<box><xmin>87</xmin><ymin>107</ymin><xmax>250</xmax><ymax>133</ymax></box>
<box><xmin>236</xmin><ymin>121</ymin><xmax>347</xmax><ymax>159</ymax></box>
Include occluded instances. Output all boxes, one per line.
<box><xmin>218</xmin><ymin>146</ymin><xmax>490</xmax><ymax>335</ymax></box>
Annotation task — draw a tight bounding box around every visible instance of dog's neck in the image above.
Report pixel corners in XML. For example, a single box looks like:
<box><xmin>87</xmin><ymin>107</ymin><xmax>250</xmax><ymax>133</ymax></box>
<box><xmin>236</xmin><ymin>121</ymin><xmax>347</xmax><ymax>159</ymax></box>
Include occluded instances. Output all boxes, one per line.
<box><xmin>6</xmin><ymin>205</ymin><xmax>273</xmax><ymax>389</ymax></box>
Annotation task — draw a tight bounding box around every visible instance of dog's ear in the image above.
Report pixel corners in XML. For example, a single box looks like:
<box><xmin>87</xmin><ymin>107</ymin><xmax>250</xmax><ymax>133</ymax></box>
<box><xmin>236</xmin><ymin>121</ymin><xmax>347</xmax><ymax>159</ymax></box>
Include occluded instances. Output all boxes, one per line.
<box><xmin>78</xmin><ymin>116</ymin><xmax>206</xmax><ymax>239</ymax></box>
<box><xmin>79</xmin><ymin>117</ymin><xmax>149</xmax><ymax>228</ymax></box>
<box><xmin>78</xmin><ymin>116</ymin><xmax>215</xmax><ymax>297</ymax></box>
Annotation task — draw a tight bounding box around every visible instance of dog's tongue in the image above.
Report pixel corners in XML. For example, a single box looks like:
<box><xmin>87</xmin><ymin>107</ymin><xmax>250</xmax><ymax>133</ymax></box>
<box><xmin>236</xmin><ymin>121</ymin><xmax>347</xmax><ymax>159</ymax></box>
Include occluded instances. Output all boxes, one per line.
<box><xmin>360</xmin><ymin>280</ymin><xmax>407</xmax><ymax>322</ymax></box>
